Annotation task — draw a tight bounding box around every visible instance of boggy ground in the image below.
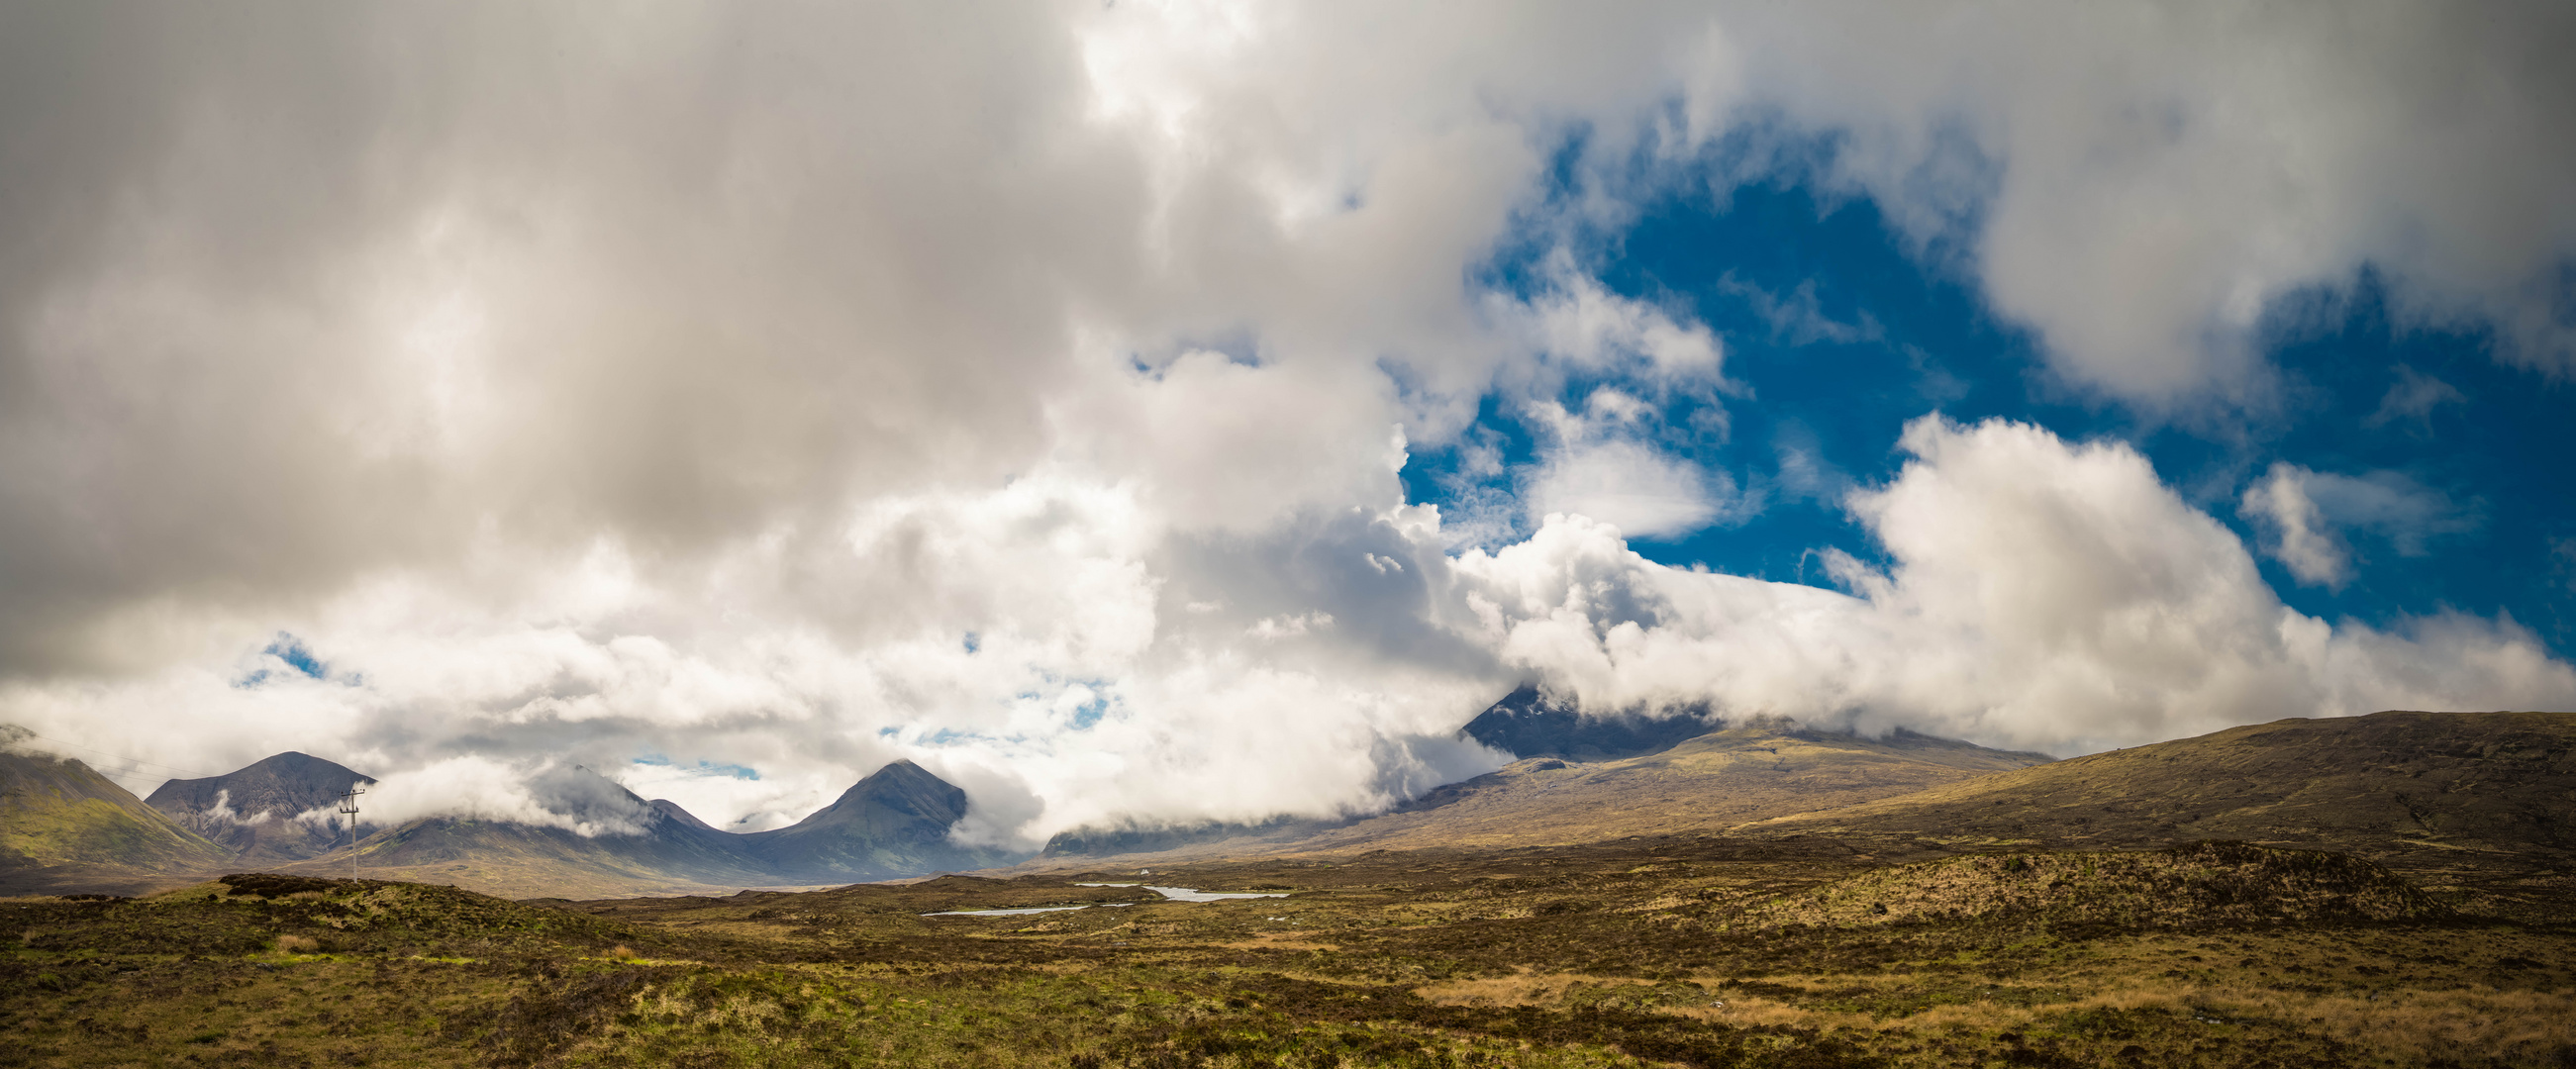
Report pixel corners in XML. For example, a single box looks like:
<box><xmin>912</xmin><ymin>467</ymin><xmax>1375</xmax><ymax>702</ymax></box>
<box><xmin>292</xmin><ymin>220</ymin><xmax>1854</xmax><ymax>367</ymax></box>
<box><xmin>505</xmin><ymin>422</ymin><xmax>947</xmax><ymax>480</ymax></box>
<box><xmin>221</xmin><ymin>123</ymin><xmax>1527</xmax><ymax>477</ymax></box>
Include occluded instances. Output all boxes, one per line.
<box><xmin>3</xmin><ymin>839</ymin><xmax>2571</xmax><ymax>1068</ymax></box>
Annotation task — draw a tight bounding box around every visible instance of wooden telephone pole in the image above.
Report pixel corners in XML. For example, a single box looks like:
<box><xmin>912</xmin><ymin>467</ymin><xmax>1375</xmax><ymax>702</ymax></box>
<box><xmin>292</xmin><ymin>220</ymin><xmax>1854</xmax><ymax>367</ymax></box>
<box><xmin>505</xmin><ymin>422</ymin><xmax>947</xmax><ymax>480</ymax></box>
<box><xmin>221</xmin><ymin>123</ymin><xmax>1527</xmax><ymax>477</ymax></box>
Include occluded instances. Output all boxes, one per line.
<box><xmin>338</xmin><ymin>787</ymin><xmax>365</xmax><ymax>882</ymax></box>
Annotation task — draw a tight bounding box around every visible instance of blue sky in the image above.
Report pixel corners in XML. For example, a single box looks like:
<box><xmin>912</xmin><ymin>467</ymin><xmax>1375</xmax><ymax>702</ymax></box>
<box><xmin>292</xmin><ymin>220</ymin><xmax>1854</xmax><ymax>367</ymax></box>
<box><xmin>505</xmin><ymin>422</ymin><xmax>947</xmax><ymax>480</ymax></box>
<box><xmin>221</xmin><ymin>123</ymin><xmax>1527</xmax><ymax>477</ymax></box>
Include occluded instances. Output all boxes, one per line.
<box><xmin>1407</xmin><ymin>146</ymin><xmax>2576</xmax><ymax>657</ymax></box>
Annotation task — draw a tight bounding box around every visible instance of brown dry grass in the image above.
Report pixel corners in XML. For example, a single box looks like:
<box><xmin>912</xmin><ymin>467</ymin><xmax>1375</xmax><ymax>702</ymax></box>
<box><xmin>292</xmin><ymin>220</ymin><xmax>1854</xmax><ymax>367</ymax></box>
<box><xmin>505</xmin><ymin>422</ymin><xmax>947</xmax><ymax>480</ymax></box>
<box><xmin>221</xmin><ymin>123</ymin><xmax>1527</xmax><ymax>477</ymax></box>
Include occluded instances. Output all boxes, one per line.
<box><xmin>1427</xmin><ymin>965</ymin><xmax>2576</xmax><ymax>1067</ymax></box>
<box><xmin>2204</xmin><ymin>983</ymin><xmax>2576</xmax><ymax>1066</ymax></box>
<box><xmin>1415</xmin><ymin>969</ymin><xmax>1662</xmax><ymax>1008</ymax></box>
<box><xmin>271</xmin><ymin>932</ymin><xmax>321</xmax><ymax>952</ymax></box>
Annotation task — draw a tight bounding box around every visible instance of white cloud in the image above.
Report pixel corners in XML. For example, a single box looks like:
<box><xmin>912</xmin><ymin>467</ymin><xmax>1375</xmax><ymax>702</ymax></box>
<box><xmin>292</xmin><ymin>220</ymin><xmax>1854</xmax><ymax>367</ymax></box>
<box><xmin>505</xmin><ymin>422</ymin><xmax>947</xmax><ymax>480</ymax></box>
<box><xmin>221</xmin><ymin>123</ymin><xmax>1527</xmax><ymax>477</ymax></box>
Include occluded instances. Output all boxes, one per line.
<box><xmin>1513</xmin><ymin>263</ymin><xmax>1730</xmax><ymax>385</ymax></box>
<box><xmin>2241</xmin><ymin>462</ymin><xmax>2472</xmax><ymax>588</ymax></box>
<box><xmin>1456</xmin><ymin>417</ymin><xmax>2576</xmax><ymax>755</ymax></box>
<box><xmin>1524</xmin><ymin>438</ymin><xmax>1733</xmax><ymax>542</ymax></box>
<box><xmin>2240</xmin><ymin>464</ymin><xmax>2349</xmax><ymax>587</ymax></box>
<box><xmin>1708</xmin><ymin>1</ymin><xmax>2576</xmax><ymax>398</ymax></box>
<box><xmin>0</xmin><ymin>3</ymin><xmax>2568</xmax><ymax>846</ymax></box>
<box><xmin>1247</xmin><ymin>612</ymin><xmax>1334</xmax><ymax>640</ymax></box>
<box><xmin>197</xmin><ymin>789</ymin><xmax>269</xmax><ymax>827</ymax></box>
<box><xmin>357</xmin><ymin>756</ymin><xmax>653</xmax><ymax>838</ymax></box>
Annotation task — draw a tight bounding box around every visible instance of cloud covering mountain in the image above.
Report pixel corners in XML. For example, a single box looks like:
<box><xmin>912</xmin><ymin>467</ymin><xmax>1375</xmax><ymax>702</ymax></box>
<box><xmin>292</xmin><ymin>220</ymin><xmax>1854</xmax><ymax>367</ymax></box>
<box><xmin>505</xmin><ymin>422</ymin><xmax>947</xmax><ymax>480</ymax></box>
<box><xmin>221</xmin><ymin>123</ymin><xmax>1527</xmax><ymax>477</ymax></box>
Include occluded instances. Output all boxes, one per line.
<box><xmin>2</xmin><ymin>2</ymin><xmax>2571</xmax><ymax>849</ymax></box>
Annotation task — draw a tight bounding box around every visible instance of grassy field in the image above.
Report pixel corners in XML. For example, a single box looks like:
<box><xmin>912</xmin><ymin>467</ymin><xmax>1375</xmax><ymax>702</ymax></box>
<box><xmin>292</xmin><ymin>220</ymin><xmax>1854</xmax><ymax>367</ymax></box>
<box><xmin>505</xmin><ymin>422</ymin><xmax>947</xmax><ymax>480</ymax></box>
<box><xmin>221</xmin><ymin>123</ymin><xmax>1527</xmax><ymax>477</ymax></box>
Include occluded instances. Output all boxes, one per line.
<box><xmin>4</xmin><ymin>839</ymin><xmax>2571</xmax><ymax>1068</ymax></box>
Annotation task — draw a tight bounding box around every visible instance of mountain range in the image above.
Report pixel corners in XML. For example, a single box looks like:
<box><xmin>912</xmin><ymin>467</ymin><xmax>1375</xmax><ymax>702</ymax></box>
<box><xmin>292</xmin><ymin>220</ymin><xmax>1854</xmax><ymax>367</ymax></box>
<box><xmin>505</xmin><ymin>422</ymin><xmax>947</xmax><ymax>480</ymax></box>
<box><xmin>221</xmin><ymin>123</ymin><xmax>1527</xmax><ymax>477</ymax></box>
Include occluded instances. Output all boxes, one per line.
<box><xmin>6</xmin><ymin>695</ymin><xmax>2573</xmax><ymax>905</ymax></box>
<box><xmin>0</xmin><ymin>742</ymin><xmax>1017</xmax><ymax>898</ymax></box>
<box><xmin>263</xmin><ymin>759</ymin><xmax>1022</xmax><ymax>899</ymax></box>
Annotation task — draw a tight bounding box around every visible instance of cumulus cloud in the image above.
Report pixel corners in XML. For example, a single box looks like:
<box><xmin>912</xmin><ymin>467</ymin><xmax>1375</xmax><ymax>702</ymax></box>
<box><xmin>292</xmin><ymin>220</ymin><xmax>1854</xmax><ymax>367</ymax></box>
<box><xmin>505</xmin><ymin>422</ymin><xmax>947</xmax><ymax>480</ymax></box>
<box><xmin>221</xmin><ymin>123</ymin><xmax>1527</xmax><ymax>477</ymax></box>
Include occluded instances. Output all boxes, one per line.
<box><xmin>1704</xmin><ymin>1</ymin><xmax>2576</xmax><ymax>398</ymax></box>
<box><xmin>0</xmin><ymin>3</ymin><xmax>2569</xmax><ymax>845</ymax></box>
<box><xmin>1456</xmin><ymin>418</ymin><xmax>2576</xmax><ymax>754</ymax></box>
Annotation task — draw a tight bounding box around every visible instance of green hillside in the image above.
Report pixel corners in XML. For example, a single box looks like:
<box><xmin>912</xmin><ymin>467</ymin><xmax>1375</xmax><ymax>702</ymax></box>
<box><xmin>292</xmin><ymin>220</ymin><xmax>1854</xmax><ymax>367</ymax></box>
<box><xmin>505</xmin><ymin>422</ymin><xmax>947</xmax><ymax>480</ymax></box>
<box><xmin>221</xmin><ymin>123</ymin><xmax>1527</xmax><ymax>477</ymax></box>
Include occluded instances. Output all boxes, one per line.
<box><xmin>0</xmin><ymin>750</ymin><xmax>231</xmax><ymax>893</ymax></box>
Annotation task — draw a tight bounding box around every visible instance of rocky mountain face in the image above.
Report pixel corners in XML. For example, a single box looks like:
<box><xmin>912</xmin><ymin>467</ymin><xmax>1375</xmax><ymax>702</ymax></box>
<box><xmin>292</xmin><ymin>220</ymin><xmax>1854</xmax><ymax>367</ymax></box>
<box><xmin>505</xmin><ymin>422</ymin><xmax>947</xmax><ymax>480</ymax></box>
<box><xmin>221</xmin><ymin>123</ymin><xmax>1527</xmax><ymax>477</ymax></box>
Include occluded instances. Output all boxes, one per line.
<box><xmin>1459</xmin><ymin>685</ymin><xmax>1722</xmax><ymax>761</ymax></box>
<box><xmin>0</xmin><ymin>749</ymin><xmax>232</xmax><ymax>894</ymax></box>
<box><xmin>743</xmin><ymin>760</ymin><xmax>1019</xmax><ymax>881</ymax></box>
<box><xmin>145</xmin><ymin>751</ymin><xmax>376</xmax><ymax>863</ymax></box>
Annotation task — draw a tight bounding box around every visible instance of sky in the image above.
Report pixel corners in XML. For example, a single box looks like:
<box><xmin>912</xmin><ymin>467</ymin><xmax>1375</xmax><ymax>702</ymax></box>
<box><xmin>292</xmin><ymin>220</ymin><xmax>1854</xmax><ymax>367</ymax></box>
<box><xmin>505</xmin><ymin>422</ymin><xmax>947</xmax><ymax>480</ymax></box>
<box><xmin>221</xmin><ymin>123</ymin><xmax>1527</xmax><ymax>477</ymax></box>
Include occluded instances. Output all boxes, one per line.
<box><xmin>3</xmin><ymin>1</ymin><xmax>2573</xmax><ymax>847</ymax></box>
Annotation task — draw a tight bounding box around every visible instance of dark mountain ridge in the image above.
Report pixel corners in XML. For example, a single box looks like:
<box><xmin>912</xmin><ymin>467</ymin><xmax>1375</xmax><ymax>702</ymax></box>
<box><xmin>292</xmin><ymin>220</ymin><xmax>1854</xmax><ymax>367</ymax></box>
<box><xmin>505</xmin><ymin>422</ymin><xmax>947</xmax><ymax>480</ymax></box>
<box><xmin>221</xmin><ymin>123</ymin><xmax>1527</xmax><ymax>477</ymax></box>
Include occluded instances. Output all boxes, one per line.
<box><xmin>145</xmin><ymin>750</ymin><xmax>376</xmax><ymax>863</ymax></box>
<box><xmin>1459</xmin><ymin>683</ymin><xmax>1720</xmax><ymax>760</ymax></box>
<box><xmin>10</xmin><ymin>737</ymin><xmax>1019</xmax><ymax>897</ymax></box>
<box><xmin>743</xmin><ymin>759</ymin><xmax>1020</xmax><ymax>880</ymax></box>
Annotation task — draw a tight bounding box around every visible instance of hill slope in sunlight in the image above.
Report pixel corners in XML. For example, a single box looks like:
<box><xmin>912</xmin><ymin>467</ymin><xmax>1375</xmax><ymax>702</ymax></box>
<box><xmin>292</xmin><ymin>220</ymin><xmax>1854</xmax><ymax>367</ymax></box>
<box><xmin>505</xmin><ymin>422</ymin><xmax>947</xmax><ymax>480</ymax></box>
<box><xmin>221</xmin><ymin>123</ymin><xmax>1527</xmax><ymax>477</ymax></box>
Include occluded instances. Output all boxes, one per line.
<box><xmin>1042</xmin><ymin>718</ymin><xmax>2055</xmax><ymax>862</ymax></box>
<box><xmin>1743</xmin><ymin>709</ymin><xmax>2576</xmax><ymax>914</ymax></box>
<box><xmin>0</xmin><ymin>750</ymin><xmax>232</xmax><ymax>894</ymax></box>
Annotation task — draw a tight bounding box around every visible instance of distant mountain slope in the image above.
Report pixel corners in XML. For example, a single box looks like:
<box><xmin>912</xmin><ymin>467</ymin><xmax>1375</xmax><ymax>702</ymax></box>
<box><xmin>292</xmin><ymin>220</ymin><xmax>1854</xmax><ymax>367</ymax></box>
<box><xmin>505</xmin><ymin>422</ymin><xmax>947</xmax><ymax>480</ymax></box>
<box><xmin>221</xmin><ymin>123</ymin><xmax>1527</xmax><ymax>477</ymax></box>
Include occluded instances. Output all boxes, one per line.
<box><xmin>145</xmin><ymin>751</ymin><xmax>376</xmax><ymax>863</ymax></box>
<box><xmin>650</xmin><ymin>798</ymin><xmax>721</xmax><ymax>832</ymax></box>
<box><xmin>743</xmin><ymin>760</ymin><xmax>1019</xmax><ymax>881</ymax></box>
<box><xmin>261</xmin><ymin>761</ymin><xmax>1024</xmax><ymax>898</ymax></box>
<box><xmin>1460</xmin><ymin>685</ymin><xmax>1721</xmax><ymax>761</ymax></box>
<box><xmin>278</xmin><ymin>767</ymin><xmax>784</xmax><ymax>899</ymax></box>
<box><xmin>0</xmin><ymin>750</ymin><xmax>232</xmax><ymax>893</ymax></box>
<box><xmin>1742</xmin><ymin>710</ymin><xmax>2576</xmax><ymax>908</ymax></box>
<box><xmin>1043</xmin><ymin>719</ymin><xmax>2055</xmax><ymax>861</ymax></box>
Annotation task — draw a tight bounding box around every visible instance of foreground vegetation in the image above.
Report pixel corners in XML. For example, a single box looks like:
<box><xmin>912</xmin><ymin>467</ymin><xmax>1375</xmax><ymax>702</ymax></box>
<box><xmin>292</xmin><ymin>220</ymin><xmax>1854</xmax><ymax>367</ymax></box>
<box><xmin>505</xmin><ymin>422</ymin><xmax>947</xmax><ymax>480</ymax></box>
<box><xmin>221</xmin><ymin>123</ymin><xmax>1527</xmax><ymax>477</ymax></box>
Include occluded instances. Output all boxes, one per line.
<box><xmin>4</xmin><ymin>840</ymin><xmax>2570</xmax><ymax>1067</ymax></box>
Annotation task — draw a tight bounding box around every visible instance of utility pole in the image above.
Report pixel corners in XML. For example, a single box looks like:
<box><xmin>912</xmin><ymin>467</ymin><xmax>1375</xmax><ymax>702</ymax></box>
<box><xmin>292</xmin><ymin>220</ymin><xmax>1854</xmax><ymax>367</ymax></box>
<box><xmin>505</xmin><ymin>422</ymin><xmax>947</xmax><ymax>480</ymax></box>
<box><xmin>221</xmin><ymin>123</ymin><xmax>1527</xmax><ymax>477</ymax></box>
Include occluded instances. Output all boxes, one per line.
<box><xmin>338</xmin><ymin>786</ymin><xmax>366</xmax><ymax>883</ymax></box>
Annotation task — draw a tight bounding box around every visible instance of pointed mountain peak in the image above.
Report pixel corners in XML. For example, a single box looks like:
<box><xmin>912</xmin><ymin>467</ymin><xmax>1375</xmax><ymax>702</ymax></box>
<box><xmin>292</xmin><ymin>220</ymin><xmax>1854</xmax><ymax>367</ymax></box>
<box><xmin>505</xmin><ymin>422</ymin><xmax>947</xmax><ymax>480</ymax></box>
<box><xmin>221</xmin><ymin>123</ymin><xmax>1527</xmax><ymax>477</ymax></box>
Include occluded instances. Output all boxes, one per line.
<box><xmin>742</xmin><ymin>757</ymin><xmax>1015</xmax><ymax>879</ymax></box>
<box><xmin>144</xmin><ymin>751</ymin><xmax>378</xmax><ymax>863</ymax></box>
<box><xmin>241</xmin><ymin>750</ymin><xmax>373</xmax><ymax>779</ymax></box>
<box><xmin>854</xmin><ymin>757</ymin><xmax>936</xmax><ymax>785</ymax></box>
<box><xmin>837</xmin><ymin>758</ymin><xmax>964</xmax><ymax>809</ymax></box>
<box><xmin>146</xmin><ymin>751</ymin><xmax>374</xmax><ymax>815</ymax></box>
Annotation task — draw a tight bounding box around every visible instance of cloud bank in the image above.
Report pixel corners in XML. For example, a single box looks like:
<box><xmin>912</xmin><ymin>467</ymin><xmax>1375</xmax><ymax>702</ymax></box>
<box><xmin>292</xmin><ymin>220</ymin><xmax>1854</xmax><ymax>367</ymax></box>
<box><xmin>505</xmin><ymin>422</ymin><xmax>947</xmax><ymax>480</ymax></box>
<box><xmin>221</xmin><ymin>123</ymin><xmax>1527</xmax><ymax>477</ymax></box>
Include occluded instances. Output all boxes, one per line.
<box><xmin>2</xmin><ymin>2</ymin><xmax>2570</xmax><ymax>845</ymax></box>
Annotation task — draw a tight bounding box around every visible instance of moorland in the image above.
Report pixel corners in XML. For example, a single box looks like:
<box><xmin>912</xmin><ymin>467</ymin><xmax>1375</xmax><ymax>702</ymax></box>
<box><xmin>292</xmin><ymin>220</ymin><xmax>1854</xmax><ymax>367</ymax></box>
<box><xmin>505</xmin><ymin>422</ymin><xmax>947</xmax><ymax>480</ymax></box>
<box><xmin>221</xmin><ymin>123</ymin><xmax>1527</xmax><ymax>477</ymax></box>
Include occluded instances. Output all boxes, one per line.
<box><xmin>5</xmin><ymin>708</ymin><xmax>2574</xmax><ymax>1067</ymax></box>
<box><xmin>6</xmin><ymin>837</ymin><xmax>2574</xmax><ymax>1067</ymax></box>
